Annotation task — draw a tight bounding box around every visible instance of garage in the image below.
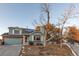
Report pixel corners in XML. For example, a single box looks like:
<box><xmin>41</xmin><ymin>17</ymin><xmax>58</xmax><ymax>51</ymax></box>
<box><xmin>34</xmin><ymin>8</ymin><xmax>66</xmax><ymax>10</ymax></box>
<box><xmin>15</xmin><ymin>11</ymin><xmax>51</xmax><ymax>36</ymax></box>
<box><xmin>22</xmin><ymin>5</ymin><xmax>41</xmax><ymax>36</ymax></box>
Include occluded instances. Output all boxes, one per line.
<box><xmin>4</xmin><ymin>38</ymin><xmax>22</xmax><ymax>45</ymax></box>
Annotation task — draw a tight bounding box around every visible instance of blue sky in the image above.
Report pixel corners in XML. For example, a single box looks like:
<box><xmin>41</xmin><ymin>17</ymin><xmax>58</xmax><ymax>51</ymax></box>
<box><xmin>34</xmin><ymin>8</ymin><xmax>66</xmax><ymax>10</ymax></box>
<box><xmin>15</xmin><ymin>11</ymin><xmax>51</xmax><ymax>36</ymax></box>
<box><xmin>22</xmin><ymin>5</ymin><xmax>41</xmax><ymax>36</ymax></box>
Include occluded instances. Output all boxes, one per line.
<box><xmin>0</xmin><ymin>3</ymin><xmax>79</xmax><ymax>35</ymax></box>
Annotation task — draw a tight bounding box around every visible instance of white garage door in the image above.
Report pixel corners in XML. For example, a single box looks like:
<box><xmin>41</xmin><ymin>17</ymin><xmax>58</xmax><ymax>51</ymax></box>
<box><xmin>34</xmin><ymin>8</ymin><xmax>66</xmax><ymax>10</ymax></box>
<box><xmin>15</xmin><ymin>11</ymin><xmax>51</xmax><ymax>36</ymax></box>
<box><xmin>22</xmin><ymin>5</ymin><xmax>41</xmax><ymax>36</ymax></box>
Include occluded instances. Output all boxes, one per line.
<box><xmin>4</xmin><ymin>38</ymin><xmax>22</xmax><ymax>45</ymax></box>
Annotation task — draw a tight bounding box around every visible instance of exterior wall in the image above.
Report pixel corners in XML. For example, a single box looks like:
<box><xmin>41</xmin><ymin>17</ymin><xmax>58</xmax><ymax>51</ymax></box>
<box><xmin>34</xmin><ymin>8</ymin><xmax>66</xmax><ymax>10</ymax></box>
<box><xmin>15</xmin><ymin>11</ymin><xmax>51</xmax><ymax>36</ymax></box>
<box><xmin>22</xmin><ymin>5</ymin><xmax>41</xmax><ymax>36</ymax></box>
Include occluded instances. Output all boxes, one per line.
<box><xmin>9</xmin><ymin>29</ymin><xmax>13</xmax><ymax>34</ymax></box>
<box><xmin>28</xmin><ymin>34</ymin><xmax>42</xmax><ymax>42</ymax></box>
<box><xmin>41</xmin><ymin>35</ymin><xmax>45</xmax><ymax>44</ymax></box>
<box><xmin>28</xmin><ymin>35</ymin><xmax>34</xmax><ymax>42</ymax></box>
<box><xmin>32</xmin><ymin>35</ymin><xmax>34</xmax><ymax>41</ymax></box>
<box><xmin>27</xmin><ymin>32</ymin><xmax>45</xmax><ymax>45</ymax></box>
<box><xmin>41</xmin><ymin>35</ymin><xmax>44</xmax><ymax>41</ymax></box>
<box><xmin>23</xmin><ymin>36</ymin><xmax>26</xmax><ymax>45</ymax></box>
<box><xmin>40</xmin><ymin>26</ymin><xmax>45</xmax><ymax>34</ymax></box>
<box><xmin>20</xmin><ymin>30</ymin><xmax>22</xmax><ymax>35</ymax></box>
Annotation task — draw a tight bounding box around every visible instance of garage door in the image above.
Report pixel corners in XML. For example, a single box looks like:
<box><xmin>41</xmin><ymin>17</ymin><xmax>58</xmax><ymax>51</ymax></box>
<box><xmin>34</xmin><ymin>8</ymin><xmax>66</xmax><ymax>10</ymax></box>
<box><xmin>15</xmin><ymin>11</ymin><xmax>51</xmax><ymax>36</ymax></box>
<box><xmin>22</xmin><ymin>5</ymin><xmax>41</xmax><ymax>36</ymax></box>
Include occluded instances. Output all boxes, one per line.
<box><xmin>4</xmin><ymin>38</ymin><xmax>22</xmax><ymax>45</ymax></box>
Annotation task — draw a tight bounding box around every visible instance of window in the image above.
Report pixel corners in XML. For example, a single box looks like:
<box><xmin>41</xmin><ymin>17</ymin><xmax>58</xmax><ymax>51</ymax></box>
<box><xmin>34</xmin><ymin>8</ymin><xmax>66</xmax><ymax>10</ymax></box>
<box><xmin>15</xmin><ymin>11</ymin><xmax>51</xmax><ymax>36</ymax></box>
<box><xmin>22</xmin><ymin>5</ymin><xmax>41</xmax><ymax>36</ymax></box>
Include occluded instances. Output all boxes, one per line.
<box><xmin>34</xmin><ymin>35</ymin><xmax>40</xmax><ymax>41</ymax></box>
<box><xmin>14</xmin><ymin>29</ymin><xmax>20</xmax><ymax>35</ymax></box>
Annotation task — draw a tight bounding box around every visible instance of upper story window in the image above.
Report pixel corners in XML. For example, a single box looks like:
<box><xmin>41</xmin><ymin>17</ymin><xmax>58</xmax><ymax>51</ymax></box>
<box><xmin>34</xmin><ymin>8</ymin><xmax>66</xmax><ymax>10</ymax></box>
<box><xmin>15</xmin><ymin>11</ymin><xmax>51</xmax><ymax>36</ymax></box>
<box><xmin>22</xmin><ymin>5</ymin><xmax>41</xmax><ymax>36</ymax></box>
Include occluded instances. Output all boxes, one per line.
<box><xmin>14</xmin><ymin>29</ymin><xmax>20</xmax><ymax>35</ymax></box>
<box><xmin>8</xmin><ymin>27</ymin><xmax>22</xmax><ymax>35</ymax></box>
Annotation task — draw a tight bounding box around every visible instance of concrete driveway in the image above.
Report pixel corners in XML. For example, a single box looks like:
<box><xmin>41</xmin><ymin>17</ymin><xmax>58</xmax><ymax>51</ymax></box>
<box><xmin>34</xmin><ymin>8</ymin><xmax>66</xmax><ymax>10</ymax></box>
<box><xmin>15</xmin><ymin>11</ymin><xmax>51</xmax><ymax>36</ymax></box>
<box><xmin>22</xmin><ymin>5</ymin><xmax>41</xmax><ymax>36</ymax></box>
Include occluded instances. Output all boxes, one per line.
<box><xmin>0</xmin><ymin>45</ymin><xmax>22</xmax><ymax>56</ymax></box>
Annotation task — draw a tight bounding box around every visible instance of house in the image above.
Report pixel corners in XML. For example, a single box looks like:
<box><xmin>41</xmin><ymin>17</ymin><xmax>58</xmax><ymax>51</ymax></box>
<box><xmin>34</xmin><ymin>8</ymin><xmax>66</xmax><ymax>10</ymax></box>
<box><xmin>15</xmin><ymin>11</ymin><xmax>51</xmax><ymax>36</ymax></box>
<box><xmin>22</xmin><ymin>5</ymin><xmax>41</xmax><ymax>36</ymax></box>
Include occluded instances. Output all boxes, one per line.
<box><xmin>2</xmin><ymin>26</ymin><xmax>45</xmax><ymax>45</ymax></box>
<box><xmin>2</xmin><ymin>27</ymin><xmax>34</xmax><ymax>45</ymax></box>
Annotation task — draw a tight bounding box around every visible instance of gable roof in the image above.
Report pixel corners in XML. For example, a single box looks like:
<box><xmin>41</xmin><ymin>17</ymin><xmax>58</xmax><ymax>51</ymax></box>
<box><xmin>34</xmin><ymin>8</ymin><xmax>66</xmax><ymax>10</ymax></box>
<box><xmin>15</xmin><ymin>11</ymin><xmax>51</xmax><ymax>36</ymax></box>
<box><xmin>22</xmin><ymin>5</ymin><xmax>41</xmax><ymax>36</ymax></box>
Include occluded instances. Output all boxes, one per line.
<box><xmin>2</xmin><ymin>28</ymin><xmax>35</xmax><ymax>36</ymax></box>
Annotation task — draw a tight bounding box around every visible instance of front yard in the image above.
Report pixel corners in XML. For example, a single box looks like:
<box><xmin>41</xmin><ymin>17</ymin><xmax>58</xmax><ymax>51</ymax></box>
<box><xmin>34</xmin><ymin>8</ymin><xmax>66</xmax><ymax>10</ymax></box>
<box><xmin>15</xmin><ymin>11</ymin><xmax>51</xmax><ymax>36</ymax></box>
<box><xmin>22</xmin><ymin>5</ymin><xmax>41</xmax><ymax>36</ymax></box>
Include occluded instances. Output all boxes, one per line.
<box><xmin>20</xmin><ymin>44</ymin><xmax>74</xmax><ymax>56</ymax></box>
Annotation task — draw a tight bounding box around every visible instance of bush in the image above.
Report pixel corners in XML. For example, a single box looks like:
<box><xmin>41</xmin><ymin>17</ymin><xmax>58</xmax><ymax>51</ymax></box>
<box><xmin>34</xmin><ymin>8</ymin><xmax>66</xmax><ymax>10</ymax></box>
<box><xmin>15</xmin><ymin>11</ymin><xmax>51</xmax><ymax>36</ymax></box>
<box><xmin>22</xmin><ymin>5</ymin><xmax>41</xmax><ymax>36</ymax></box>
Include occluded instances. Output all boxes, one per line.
<box><xmin>29</xmin><ymin>41</ymin><xmax>34</xmax><ymax>45</ymax></box>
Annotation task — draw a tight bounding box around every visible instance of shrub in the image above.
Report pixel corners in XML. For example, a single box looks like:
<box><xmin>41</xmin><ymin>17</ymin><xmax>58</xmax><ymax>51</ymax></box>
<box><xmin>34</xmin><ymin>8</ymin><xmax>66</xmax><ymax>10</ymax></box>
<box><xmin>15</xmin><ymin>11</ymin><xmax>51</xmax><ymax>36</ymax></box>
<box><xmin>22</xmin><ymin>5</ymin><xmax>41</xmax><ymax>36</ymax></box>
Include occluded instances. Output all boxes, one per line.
<box><xmin>29</xmin><ymin>41</ymin><xmax>34</xmax><ymax>45</ymax></box>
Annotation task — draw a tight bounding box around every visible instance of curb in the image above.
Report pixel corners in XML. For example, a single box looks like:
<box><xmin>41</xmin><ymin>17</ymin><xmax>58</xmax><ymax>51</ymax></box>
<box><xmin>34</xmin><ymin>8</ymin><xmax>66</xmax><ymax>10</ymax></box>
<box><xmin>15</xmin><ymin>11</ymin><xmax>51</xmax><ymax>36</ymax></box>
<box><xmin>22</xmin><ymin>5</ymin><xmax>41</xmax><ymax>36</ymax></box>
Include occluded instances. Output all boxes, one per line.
<box><xmin>64</xmin><ymin>43</ymin><xmax>77</xmax><ymax>56</ymax></box>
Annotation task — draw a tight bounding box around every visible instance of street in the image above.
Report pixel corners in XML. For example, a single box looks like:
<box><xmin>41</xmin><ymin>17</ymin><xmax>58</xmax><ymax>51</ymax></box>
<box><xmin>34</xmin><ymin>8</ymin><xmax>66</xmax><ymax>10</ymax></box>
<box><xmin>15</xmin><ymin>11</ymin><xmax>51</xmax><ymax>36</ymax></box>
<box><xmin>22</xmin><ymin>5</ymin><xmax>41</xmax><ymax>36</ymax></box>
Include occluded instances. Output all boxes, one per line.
<box><xmin>67</xmin><ymin>43</ymin><xmax>79</xmax><ymax>56</ymax></box>
<box><xmin>0</xmin><ymin>45</ymin><xmax>22</xmax><ymax>56</ymax></box>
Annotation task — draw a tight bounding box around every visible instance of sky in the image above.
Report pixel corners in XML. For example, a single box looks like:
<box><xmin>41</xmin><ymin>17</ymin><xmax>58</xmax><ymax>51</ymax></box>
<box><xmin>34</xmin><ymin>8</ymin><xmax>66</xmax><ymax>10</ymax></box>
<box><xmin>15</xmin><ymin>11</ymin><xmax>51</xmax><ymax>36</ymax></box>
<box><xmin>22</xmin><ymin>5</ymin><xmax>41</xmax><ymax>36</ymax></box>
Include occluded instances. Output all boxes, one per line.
<box><xmin>0</xmin><ymin>3</ymin><xmax>79</xmax><ymax>35</ymax></box>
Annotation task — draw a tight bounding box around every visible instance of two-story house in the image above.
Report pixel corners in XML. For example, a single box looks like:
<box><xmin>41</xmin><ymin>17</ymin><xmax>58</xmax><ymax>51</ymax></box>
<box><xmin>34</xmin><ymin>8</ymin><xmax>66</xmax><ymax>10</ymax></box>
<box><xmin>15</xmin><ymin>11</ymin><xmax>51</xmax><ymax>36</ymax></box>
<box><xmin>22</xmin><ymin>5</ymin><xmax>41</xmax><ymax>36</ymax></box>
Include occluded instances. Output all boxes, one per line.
<box><xmin>2</xmin><ymin>26</ymin><xmax>45</xmax><ymax>45</ymax></box>
<box><xmin>2</xmin><ymin>27</ymin><xmax>34</xmax><ymax>45</ymax></box>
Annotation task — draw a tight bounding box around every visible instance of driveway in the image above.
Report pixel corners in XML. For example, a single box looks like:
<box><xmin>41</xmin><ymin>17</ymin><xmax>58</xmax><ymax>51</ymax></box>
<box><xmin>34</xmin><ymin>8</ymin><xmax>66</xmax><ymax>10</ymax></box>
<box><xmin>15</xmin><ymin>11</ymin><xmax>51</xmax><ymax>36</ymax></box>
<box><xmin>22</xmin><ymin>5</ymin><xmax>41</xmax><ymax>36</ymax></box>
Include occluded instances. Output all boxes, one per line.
<box><xmin>0</xmin><ymin>45</ymin><xmax>22</xmax><ymax>56</ymax></box>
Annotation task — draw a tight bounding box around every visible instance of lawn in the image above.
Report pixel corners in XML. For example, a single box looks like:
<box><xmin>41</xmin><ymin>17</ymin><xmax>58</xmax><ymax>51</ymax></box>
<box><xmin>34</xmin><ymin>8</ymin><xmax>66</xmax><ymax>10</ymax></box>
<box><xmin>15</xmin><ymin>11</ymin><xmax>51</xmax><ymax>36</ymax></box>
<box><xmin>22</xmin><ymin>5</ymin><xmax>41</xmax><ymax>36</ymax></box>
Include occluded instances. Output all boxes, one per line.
<box><xmin>20</xmin><ymin>44</ymin><xmax>74</xmax><ymax>56</ymax></box>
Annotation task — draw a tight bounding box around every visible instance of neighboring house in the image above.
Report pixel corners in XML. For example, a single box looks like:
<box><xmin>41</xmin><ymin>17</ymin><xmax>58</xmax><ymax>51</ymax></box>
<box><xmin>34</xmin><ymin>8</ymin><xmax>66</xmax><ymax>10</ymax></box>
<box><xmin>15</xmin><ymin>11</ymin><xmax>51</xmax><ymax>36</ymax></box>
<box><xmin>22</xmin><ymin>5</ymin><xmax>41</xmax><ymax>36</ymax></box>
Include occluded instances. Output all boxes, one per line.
<box><xmin>2</xmin><ymin>26</ymin><xmax>45</xmax><ymax>45</ymax></box>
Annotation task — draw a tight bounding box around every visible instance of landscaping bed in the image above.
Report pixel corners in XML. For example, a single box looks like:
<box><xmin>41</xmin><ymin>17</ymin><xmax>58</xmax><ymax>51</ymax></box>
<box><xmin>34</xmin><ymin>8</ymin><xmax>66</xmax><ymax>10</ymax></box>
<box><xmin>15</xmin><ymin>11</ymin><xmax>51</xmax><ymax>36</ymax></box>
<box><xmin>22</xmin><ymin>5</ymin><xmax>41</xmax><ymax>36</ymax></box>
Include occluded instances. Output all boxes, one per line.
<box><xmin>20</xmin><ymin>44</ymin><xmax>74</xmax><ymax>56</ymax></box>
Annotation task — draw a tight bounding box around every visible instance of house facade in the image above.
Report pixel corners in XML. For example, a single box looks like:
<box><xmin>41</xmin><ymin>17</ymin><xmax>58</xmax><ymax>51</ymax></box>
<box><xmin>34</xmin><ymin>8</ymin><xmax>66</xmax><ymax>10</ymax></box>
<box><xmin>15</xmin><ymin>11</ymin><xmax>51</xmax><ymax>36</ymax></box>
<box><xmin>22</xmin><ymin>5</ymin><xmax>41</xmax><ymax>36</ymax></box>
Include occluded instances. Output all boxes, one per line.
<box><xmin>2</xmin><ymin>26</ymin><xmax>45</xmax><ymax>45</ymax></box>
<box><xmin>27</xmin><ymin>26</ymin><xmax>45</xmax><ymax>45</ymax></box>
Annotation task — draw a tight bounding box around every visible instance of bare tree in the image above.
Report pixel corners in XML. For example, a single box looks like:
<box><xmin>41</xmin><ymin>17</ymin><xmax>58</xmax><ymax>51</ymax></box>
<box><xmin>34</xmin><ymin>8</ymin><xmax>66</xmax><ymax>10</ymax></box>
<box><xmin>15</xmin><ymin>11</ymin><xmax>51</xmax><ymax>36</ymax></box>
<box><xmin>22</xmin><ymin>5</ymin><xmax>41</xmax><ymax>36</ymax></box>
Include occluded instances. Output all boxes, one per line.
<box><xmin>37</xmin><ymin>3</ymin><xmax>54</xmax><ymax>47</ymax></box>
<box><xmin>40</xmin><ymin>14</ymin><xmax>47</xmax><ymax>25</ymax></box>
<box><xmin>40</xmin><ymin>4</ymin><xmax>60</xmax><ymax>46</ymax></box>
<box><xmin>58</xmin><ymin>4</ymin><xmax>79</xmax><ymax>47</ymax></box>
<box><xmin>41</xmin><ymin>3</ymin><xmax>50</xmax><ymax>24</ymax></box>
<box><xmin>32</xmin><ymin>19</ymin><xmax>39</xmax><ymax>27</ymax></box>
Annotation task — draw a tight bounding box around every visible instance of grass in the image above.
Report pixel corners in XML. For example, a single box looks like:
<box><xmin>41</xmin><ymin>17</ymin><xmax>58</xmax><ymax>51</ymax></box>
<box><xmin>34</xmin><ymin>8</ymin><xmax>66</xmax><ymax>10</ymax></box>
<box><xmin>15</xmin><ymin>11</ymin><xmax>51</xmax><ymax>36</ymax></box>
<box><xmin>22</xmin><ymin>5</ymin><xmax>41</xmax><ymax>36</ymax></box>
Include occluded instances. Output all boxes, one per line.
<box><xmin>20</xmin><ymin>44</ymin><xmax>74</xmax><ymax>56</ymax></box>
